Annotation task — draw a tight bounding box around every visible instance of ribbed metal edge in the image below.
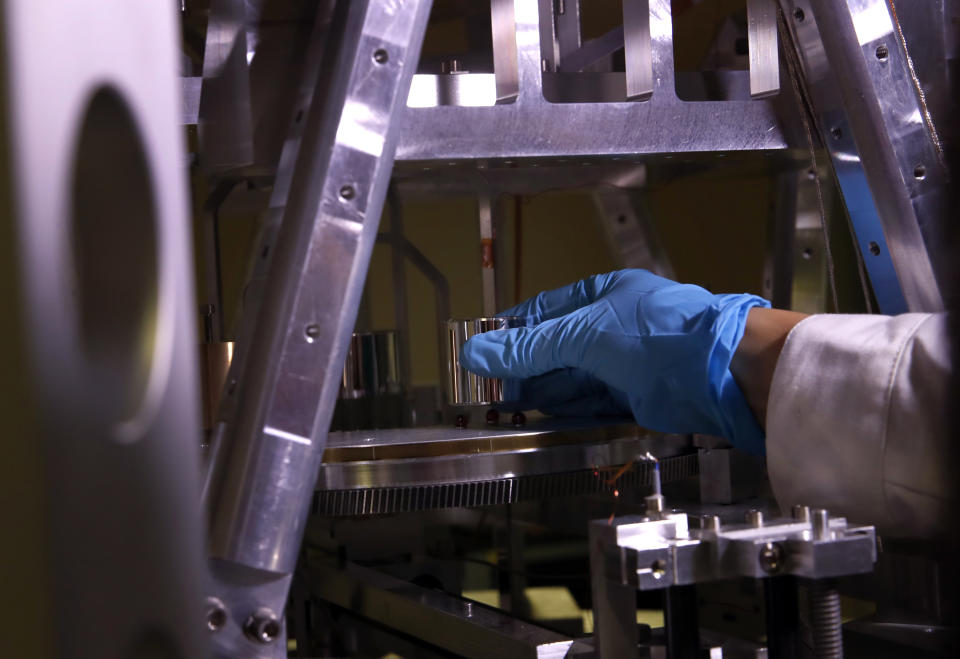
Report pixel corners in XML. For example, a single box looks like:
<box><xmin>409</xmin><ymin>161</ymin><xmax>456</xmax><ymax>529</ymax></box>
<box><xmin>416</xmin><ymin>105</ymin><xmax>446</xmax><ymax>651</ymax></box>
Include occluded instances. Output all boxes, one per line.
<box><xmin>311</xmin><ymin>453</ymin><xmax>698</xmax><ymax>517</ymax></box>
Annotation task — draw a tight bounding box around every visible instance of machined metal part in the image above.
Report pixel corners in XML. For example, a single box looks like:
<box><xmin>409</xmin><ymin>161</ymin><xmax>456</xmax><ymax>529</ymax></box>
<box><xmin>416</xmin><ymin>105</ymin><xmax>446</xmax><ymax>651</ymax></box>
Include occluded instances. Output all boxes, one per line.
<box><xmin>446</xmin><ymin>317</ymin><xmax>524</xmax><ymax>406</ymax></box>
<box><xmin>747</xmin><ymin>0</ymin><xmax>780</xmax><ymax>98</ymax></box>
<box><xmin>307</xmin><ymin>561</ymin><xmax>591</xmax><ymax>658</ymax></box>
<box><xmin>778</xmin><ymin>0</ymin><xmax>947</xmax><ymax>312</ymax></box>
<box><xmin>0</xmin><ymin>1</ymin><xmax>207</xmax><ymax>655</ymax></box>
<box><xmin>398</xmin><ymin>0</ymin><xmax>788</xmax><ymax>159</ymax></box>
<box><xmin>340</xmin><ymin>331</ymin><xmax>402</xmax><ymax>399</ymax></box>
<box><xmin>591</xmin><ymin>509</ymin><xmax>876</xmax><ymax>657</ymax></box>
<box><xmin>315</xmin><ymin>424</ymin><xmax>698</xmax><ymax>516</ymax></box>
<box><xmin>202</xmin><ymin>1</ymin><xmax>433</xmax><ymax>657</ymax></box>
<box><xmin>201</xmin><ymin>342</ymin><xmax>235</xmax><ymax>434</ymax></box>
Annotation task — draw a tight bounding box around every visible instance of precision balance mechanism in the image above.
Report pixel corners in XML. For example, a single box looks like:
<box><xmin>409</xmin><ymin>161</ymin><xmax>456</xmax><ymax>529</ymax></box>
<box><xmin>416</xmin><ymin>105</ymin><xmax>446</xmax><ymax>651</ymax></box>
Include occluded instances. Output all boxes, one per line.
<box><xmin>4</xmin><ymin>1</ymin><xmax>956</xmax><ymax>658</ymax></box>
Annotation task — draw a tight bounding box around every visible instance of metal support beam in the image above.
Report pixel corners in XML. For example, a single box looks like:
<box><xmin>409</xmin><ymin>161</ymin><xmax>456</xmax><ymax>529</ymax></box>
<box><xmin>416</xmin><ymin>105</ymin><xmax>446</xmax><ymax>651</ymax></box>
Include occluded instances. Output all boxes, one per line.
<box><xmin>202</xmin><ymin>1</ymin><xmax>433</xmax><ymax>656</ymax></box>
<box><xmin>778</xmin><ymin>0</ymin><xmax>947</xmax><ymax>312</ymax></box>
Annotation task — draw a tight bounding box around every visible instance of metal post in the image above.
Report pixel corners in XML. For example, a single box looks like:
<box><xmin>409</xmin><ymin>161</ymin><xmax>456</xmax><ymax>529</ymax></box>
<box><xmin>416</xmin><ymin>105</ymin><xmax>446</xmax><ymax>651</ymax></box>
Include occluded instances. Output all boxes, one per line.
<box><xmin>202</xmin><ymin>0</ymin><xmax>433</xmax><ymax>656</ymax></box>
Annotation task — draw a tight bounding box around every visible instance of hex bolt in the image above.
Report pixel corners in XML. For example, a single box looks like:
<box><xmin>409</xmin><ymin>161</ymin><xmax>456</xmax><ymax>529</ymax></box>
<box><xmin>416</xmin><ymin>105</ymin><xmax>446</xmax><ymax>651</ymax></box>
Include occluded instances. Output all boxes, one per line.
<box><xmin>244</xmin><ymin>608</ymin><xmax>281</xmax><ymax>644</ymax></box>
<box><xmin>701</xmin><ymin>514</ymin><xmax>721</xmax><ymax>532</ymax></box>
<box><xmin>746</xmin><ymin>509</ymin><xmax>764</xmax><ymax>527</ymax></box>
<box><xmin>205</xmin><ymin>597</ymin><xmax>227</xmax><ymax>633</ymax></box>
<box><xmin>758</xmin><ymin>542</ymin><xmax>785</xmax><ymax>574</ymax></box>
<box><xmin>812</xmin><ymin>508</ymin><xmax>830</xmax><ymax>540</ymax></box>
<box><xmin>792</xmin><ymin>504</ymin><xmax>811</xmax><ymax>522</ymax></box>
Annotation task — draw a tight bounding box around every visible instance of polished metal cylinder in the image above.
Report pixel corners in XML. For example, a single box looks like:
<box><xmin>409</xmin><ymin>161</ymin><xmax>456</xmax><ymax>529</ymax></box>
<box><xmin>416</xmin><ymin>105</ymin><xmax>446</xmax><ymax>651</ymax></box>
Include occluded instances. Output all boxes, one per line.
<box><xmin>445</xmin><ymin>317</ymin><xmax>523</xmax><ymax>405</ymax></box>
<box><xmin>339</xmin><ymin>331</ymin><xmax>402</xmax><ymax>399</ymax></box>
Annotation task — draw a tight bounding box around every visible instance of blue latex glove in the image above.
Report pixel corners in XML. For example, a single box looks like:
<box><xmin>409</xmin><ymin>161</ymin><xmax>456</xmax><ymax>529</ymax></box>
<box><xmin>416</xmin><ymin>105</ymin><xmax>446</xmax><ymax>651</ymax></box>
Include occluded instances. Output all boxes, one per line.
<box><xmin>461</xmin><ymin>269</ymin><xmax>770</xmax><ymax>455</ymax></box>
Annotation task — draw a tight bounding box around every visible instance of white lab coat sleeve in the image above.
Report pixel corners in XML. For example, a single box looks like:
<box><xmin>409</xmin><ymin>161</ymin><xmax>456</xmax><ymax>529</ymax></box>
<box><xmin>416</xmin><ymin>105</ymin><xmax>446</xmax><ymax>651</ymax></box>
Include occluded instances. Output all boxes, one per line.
<box><xmin>765</xmin><ymin>312</ymin><xmax>953</xmax><ymax>538</ymax></box>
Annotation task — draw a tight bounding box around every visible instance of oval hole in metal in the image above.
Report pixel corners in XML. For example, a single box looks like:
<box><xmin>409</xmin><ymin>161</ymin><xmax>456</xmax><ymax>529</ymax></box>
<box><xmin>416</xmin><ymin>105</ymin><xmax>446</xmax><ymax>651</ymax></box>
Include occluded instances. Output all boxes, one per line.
<box><xmin>70</xmin><ymin>85</ymin><xmax>159</xmax><ymax>438</ymax></box>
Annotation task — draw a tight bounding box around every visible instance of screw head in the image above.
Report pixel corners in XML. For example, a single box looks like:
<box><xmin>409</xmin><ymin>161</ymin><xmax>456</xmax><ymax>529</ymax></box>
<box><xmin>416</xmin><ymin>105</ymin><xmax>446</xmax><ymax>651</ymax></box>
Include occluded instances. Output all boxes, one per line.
<box><xmin>305</xmin><ymin>324</ymin><xmax>320</xmax><ymax>342</ymax></box>
<box><xmin>868</xmin><ymin>241</ymin><xmax>881</xmax><ymax>256</ymax></box>
<box><xmin>486</xmin><ymin>409</ymin><xmax>499</xmax><ymax>425</ymax></box>
<box><xmin>876</xmin><ymin>44</ymin><xmax>889</xmax><ymax>61</ymax></box>
<box><xmin>244</xmin><ymin>609</ymin><xmax>281</xmax><ymax>644</ymax></box>
<box><xmin>339</xmin><ymin>184</ymin><xmax>356</xmax><ymax>200</ymax></box>
<box><xmin>759</xmin><ymin>542</ymin><xmax>785</xmax><ymax>574</ymax></box>
<box><xmin>793</xmin><ymin>7</ymin><xmax>805</xmax><ymax>22</ymax></box>
<box><xmin>373</xmin><ymin>48</ymin><xmax>389</xmax><ymax>64</ymax></box>
<box><xmin>205</xmin><ymin>597</ymin><xmax>227</xmax><ymax>632</ymax></box>
<box><xmin>511</xmin><ymin>411</ymin><xmax>526</xmax><ymax>427</ymax></box>
<box><xmin>455</xmin><ymin>414</ymin><xmax>467</xmax><ymax>429</ymax></box>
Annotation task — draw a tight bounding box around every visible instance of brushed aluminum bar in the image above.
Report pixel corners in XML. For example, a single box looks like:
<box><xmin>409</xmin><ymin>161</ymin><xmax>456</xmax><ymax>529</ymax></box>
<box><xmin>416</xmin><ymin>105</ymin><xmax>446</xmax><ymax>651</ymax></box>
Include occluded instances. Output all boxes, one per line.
<box><xmin>622</xmin><ymin>0</ymin><xmax>653</xmax><ymax>100</ymax></box>
<box><xmin>778</xmin><ymin>0</ymin><xmax>946</xmax><ymax>312</ymax></box>
<box><xmin>492</xmin><ymin>0</ymin><xmax>520</xmax><ymax>103</ymax></box>
<box><xmin>204</xmin><ymin>0</ymin><xmax>433</xmax><ymax>576</ymax></box>
<box><xmin>747</xmin><ymin>0</ymin><xmax>780</xmax><ymax>98</ymax></box>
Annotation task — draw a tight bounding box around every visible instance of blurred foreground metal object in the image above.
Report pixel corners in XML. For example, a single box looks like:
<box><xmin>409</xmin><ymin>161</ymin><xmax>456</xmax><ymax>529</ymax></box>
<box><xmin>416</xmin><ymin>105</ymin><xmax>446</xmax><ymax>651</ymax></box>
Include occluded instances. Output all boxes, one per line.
<box><xmin>0</xmin><ymin>1</ymin><xmax>206</xmax><ymax>657</ymax></box>
<box><xmin>201</xmin><ymin>0</ymin><xmax>433</xmax><ymax>656</ymax></box>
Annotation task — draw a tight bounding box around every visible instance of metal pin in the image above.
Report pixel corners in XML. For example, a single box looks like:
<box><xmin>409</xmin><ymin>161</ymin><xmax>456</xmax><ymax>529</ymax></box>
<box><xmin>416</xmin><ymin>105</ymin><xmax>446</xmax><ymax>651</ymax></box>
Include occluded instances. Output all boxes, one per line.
<box><xmin>812</xmin><ymin>508</ymin><xmax>830</xmax><ymax>540</ymax></box>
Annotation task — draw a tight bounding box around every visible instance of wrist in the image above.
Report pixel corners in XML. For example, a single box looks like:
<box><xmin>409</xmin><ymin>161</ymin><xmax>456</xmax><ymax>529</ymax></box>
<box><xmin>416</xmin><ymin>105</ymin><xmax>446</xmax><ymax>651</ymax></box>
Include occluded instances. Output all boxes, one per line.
<box><xmin>730</xmin><ymin>308</ymin><xmax>809</xmax><ymax>428</ymax></box>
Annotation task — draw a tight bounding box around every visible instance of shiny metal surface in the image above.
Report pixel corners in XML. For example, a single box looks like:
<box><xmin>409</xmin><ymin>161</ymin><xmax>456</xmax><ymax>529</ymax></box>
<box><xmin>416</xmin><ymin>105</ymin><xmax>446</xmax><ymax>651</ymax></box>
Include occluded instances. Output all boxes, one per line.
<box><xmin>622</xmin><ymin>0</ymin><xmax>653</xmax><ymax>100</ymax></box>
<box><xmin>308</xmin><ymin>562</ymin><xmax>589</xmax><ymax>658</ymax></box>
<box><xmin>315</xmin><ymin>425</ymin><xmax>698</xmax><ymax>516</ymax></box>
<box><xmin>747</xmin><ymin>0</ymin><xmax>780</xmax><ymax>98</ymax></box>
<box><xmin>778</xmin><ymin>0</ymin><xmax>947</xmax><ymax>312</ymax></box>
<box><xmin>203</xmin><ymin>0</ymin><xmax>432</xmax><ymax>654</ymax></box>
<box><xmin>491</xmin><ymin>0</ymin><xmax>520</xmax><ymax>104</ymax></box>
<box><xmin>205</xmin><ymin>0</ymin><xmax>432</xmax><ymax>573</ymax></box>
<box><xmin>200</xmin><ymin>0</ymin><xmax>255</xmax><ymax>170</ymax></box>
<box><xmin>340</xmin><ymin>331</ymin><xmax>402</xmax><ymax>399</ymax></box>
<box><xmin>1</xmin><ymin>1</ymin><xmax>206</xmax><ymax>655</ymax></box>
<box><xmin>446</xmin><ymin>317</ymin><xmax>523</xmax><ymax>406</ymax></box>
<box><xmin>398</xmin><ymin>0</ymin><xmax>787</xmax><ymax>160</ymax></box>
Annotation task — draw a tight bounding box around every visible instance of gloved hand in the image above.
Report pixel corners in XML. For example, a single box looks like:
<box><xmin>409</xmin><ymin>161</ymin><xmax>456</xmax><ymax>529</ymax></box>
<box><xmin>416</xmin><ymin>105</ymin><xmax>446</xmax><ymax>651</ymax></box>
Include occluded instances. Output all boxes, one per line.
<box><xmin>460</xmin><ymin>269</ymin><xmax>770</xmax><ymax>455</ymax></box>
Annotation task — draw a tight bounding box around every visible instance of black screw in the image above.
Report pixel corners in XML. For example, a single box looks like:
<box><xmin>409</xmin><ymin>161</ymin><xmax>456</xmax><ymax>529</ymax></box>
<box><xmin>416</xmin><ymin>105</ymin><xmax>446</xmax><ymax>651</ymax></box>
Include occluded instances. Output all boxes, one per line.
<box><xmin>455</xmin><ymin>414</ymin><xmax>467</xmax><ymax>429</ymax></box>
<box><xmin>339</xmin><ymin>184</ymin><xmax>356</xmax><ymax>200</ymax></box>
<box><xmin>305</xmin><ymin>324</ymin><xmax>320</xmax><ymax>342</ymax></box>
<box><xmin>876</xmin><ymin>44</ymin><xmax>889</xmax><ymax>61</ymax></box>
<box><xmin>793</xmin><ymin>7</ymin><xmax>805</xmax><ymax>22</ymax></box>
<box><xmin>373</xmin><ymin>48</ymin><xmax>389</xmax><ymax>64</ymax></box>
<box><xmin>830</xmin><ymin>126</ymin><xmax>842</xmax><ymax>140</ymax></box>
<box><xmin>511</xmin><ymin>411</ymin><xmax>526</xmax><ymax>428</ymax></box>
<box><xmin>486</xmin><ymin>409</ymin><xmax>499</xmax><ymax>425</ymax></box>
<box><xmin>869</xmin><ymin>241</ymin><xmax>881</xmax><ymax>256</ymax></box>
<box><xmin>759</xmin><ymin>542</ymin><xmax>786</xmax><ymax>574</ymax></box>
